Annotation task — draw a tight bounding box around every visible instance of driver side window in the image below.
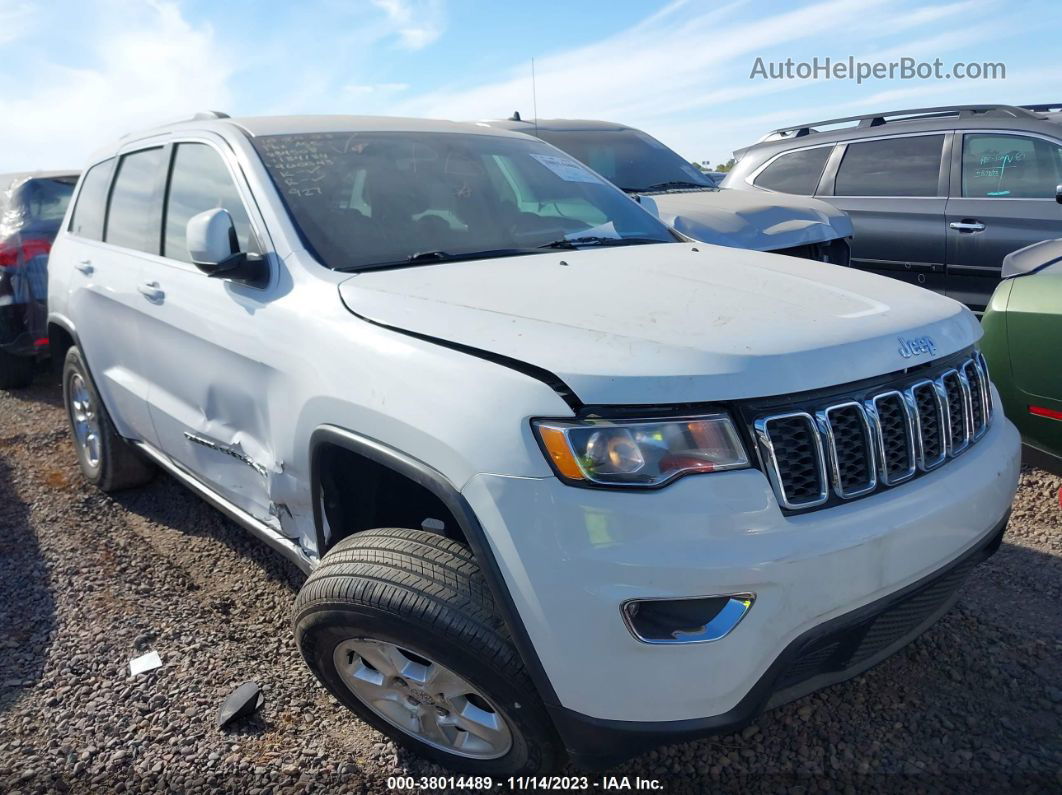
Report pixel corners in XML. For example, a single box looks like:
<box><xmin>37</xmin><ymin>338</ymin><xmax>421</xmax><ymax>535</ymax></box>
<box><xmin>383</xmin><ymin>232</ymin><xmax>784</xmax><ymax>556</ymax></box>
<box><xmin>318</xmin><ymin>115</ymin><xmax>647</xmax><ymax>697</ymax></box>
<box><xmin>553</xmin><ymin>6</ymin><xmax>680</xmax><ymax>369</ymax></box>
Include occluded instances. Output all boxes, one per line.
<box><xmin>962</xmin><ymin>133</ymin><xmax>1062</xmax><ymax>198</ymax></box>
<box><xmin>163</xmin><ymin>143</ymin><xmax>258</xmax><ymax>263</ymax></box>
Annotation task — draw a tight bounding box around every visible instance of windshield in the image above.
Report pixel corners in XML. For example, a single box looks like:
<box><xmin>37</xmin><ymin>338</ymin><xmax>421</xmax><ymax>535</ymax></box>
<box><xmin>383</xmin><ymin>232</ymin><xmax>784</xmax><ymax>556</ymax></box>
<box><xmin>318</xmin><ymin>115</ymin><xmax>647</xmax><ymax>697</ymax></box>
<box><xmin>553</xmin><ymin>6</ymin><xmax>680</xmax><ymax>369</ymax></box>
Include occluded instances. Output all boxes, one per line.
<box><xmin>252</xmin><ymin>131</ymin><xmax>675</xmax><ymax>271</ymax></box>
<box><xmin>531</xmin><ymin>129</ymin><xmax>715</xmax><ymax>193</ymax></box>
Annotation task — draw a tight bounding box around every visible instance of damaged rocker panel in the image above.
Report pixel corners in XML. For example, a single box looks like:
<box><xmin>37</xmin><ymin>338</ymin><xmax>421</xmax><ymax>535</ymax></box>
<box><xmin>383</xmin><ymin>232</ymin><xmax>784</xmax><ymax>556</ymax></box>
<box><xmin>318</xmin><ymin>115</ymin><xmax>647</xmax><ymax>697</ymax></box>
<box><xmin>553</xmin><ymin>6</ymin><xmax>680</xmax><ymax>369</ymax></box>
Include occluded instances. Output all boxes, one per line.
<box><xmin>133</xmin><ymin>440</ymin><xmax>316</xmax><ymax>574</ymax></box>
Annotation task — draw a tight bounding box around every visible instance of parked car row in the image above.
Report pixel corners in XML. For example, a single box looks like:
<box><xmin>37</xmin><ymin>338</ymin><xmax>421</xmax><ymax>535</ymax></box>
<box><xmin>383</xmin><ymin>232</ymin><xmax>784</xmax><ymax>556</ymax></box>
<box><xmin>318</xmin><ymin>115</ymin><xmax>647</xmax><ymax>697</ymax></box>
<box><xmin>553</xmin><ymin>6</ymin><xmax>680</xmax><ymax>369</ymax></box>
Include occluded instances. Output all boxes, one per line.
<box><xmin>0</xmin><ymin>171</ymin><xmax>78</xmax><ymax>387</ymax></box>
<box><xmin>3</xmin><ymin>103</ymin><xmax>1057</xmax><ymax>775</ymax></box>
<box><xmin>725</xmin><ymin>103</ymin><xmax>1062</xmax><ymax>313</ymax></box>
<box><xmin>482</xmin><ymin>115</ymin><xmax>853</xmax><ymax>264</ymax></box>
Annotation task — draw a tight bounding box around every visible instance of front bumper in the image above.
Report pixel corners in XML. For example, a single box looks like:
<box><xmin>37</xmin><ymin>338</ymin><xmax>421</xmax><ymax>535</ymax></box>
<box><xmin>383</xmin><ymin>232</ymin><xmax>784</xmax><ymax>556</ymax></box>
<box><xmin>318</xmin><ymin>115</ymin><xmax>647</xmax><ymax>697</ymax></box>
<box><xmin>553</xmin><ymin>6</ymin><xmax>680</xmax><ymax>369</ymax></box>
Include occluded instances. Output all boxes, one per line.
<box><xmin>549</xmin><ymin>511</ymin><xmax>1006</xmax><ymax>767</ymax></box>
<box><xmin>461</xmin><ymin>411</ymin><xmax>1020</xmax><ymax>762</ymax></box>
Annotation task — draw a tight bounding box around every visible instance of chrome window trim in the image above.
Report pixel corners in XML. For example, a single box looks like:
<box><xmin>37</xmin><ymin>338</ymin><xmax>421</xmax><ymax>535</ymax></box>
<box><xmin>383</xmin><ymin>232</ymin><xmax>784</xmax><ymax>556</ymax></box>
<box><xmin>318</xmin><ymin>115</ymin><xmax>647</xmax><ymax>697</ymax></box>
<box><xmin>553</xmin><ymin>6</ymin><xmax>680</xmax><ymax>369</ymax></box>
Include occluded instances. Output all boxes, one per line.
<box><xmin>865</xmin><ymin>391</ymin><xmax>917</xmax><ymax>485</ymax></box>
<box><xmin>904</xmin><ymin>380</ymin><xmax>948</xmax><ymax>471</ymax></box>
<box><xmin>754</xmin><ymin>412</ymin><xmax>829</xmax><ymax>509</ymax></box>
<box><xmin>816</xmin><ymin>402</ymin><xmax>877</xmax><ymax>499</ymax></box>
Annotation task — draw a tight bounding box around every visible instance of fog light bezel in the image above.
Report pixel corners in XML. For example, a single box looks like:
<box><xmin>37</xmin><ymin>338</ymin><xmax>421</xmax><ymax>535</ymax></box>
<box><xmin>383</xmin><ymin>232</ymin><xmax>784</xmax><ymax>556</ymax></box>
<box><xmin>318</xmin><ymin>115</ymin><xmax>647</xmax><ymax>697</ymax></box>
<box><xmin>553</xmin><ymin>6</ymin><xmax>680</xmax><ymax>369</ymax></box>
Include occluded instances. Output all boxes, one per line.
<box><xmin>621</xmin><ymin>593</ymin><xmax>755</xmax><ymax>645</ymax></box>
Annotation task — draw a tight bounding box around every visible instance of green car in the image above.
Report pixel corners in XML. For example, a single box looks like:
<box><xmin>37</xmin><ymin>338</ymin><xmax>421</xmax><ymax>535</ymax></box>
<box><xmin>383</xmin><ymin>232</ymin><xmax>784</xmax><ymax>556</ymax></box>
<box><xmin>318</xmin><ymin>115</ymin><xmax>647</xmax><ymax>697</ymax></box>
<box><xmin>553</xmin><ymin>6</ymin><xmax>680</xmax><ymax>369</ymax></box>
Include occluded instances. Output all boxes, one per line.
<box><xmin>981</xmin><ymin>238</ymin><xmax>1062</xmax><ymax>474</ymax></box>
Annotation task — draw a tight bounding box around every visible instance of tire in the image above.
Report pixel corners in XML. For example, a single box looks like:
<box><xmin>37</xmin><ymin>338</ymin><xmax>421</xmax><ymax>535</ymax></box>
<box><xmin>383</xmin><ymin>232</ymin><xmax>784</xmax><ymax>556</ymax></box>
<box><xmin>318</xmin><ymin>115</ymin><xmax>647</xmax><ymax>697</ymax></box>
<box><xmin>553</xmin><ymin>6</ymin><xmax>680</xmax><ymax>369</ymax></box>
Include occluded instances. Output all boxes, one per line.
<box><xmin>62</xmin><ymin>346</ymin><xmax>155</xmax><ymax>491</ymax></box>
<box><xmin>294</xmin><ymin>528</ymin><xmax>562</xmax><ymax>775</ymax></box>
<box><xmin>0</xmin><ymin>349</ymin><xmax>34</xmax><ymax>389</ymax></box>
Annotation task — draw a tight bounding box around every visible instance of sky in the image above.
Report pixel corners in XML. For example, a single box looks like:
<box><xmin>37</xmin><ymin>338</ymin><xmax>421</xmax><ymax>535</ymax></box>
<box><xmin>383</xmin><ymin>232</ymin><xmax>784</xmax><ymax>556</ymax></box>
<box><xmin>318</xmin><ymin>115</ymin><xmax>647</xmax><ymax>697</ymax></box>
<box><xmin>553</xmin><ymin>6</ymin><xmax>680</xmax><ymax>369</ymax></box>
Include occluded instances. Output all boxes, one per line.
<box><xmin>2</xmin><ymin>0</ymin><xmax>1062</xmax><ymax>173</ymax></box>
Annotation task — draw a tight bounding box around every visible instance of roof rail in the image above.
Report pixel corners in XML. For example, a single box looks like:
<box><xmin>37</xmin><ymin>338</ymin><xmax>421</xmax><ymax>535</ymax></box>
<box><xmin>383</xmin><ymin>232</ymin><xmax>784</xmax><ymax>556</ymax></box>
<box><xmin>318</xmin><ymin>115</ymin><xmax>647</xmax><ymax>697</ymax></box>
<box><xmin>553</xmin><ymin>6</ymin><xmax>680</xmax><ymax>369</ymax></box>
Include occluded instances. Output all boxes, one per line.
<box><xmin>759</xmin><ymin>104</ymin><xmax>1044</xmax><ymax>143</ymax></box>
<box><xmin>192</xmin><ymin>110</ymin><xmax>231</xmax><ymax>120</ymax></box>
<box><xmin>1020</xmin><ymin>103</ymin><xmax>1062</xmax><ymax>113</ymax></box>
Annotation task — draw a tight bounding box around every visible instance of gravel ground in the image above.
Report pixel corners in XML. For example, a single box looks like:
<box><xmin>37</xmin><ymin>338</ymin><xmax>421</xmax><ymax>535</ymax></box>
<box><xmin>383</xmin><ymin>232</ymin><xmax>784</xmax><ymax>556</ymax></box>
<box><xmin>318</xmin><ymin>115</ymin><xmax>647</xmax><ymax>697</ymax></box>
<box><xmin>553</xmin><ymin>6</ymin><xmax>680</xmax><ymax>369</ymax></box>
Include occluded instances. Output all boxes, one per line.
<box><xmin>0</xmin><ymin>372</ymin><xmax>1060</xmax><ymax>794</ymax></box>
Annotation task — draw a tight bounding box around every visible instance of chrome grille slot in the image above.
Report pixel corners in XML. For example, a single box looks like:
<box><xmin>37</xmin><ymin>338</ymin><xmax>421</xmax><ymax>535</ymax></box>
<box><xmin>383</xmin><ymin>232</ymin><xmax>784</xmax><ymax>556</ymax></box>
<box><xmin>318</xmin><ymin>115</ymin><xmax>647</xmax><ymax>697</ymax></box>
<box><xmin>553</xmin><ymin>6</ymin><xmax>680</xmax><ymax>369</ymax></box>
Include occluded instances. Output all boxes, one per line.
<box><xmin>818</xmin><ymin>402</ymin><xmax>876</xmax><ymax>498</ymax></box>
<box><xmin>754</xmin><ymin>413</ymin><xmax>828</xmax><ymax>509</ymax></box>
<box><xmin>906</xmin><ymin>380</ymin><xmax>946</xmax><ymax>470</ymax></box>
<box><xmin>962</xmin><ymin>360</ymin><xmax>988</xmax><ymax>439</ymax></box>
<box><xmin>975</xmin><ymin>351</ymin><xmax>993</xmax><ymax>419</ymax></box>
<box><xmin>868</xmin><ymin>391</ymin><xmax>916</xmax><ymax>485</ymax></box>
<box><xmin>938</xmin><ymin>369</ymin><xmax>971</xmax><ymax>455</ymax></box>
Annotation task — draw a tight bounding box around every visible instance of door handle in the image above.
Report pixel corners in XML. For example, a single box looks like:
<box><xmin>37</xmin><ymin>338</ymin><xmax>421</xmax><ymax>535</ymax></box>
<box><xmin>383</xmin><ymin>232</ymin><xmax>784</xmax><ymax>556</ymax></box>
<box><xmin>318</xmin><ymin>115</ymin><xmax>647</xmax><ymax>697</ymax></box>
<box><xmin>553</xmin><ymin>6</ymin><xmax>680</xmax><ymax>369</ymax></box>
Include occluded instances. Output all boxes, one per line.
<box><xmin>950</xmin><ymin>221</ymin><xmax>986</xmax><ymax>232</ymax></box>
<box><xmin>75</xmin><ymin>260</ymin><xmax>94</xmax><ymax>275</ymax></box>
<box><xmin>138</xmin><ymin>281</ymin><xmax>165</xmax><ymax>302</ymax></box>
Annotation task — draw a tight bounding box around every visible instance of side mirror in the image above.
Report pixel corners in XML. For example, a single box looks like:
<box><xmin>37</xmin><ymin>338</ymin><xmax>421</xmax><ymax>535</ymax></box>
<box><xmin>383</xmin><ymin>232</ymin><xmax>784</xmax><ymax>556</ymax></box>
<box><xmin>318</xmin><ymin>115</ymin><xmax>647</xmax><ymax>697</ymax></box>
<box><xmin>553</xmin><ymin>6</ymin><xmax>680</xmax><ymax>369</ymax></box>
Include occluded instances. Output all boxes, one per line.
<box><xmin>635</xmin><ymin>194</ymin><xmax>661</xmax><ymax>219</ymax></box>
<box><xmin>1056</xmin><ymin>184</ymin><xmax>1062</xmax><ymax>204</ymax></box>
<box><xmin>186</xmin><ymin>208</ymin><xmax>267</xmax><ymax>286</ymax></box>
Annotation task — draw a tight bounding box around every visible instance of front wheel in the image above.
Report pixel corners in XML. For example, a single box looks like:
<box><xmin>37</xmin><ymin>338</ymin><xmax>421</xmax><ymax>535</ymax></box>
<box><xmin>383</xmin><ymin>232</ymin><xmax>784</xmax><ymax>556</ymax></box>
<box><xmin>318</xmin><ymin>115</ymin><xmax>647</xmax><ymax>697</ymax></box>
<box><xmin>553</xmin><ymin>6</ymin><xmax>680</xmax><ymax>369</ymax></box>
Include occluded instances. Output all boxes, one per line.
<box><xmin>293</xmin><ymin>528</ymin><xmax>562</xmax><ymax>775</ymax></box>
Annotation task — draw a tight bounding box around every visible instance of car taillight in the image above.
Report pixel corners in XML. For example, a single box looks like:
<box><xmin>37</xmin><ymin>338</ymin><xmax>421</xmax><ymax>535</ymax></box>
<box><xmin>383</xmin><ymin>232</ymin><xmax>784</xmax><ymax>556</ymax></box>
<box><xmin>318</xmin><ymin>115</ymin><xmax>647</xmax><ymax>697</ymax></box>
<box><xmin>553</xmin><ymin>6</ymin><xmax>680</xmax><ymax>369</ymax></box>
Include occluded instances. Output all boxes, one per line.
<box><xmin>0</xmin><ymin>238</ymin><xmax>52</xmax><ymax>268</ymax></box>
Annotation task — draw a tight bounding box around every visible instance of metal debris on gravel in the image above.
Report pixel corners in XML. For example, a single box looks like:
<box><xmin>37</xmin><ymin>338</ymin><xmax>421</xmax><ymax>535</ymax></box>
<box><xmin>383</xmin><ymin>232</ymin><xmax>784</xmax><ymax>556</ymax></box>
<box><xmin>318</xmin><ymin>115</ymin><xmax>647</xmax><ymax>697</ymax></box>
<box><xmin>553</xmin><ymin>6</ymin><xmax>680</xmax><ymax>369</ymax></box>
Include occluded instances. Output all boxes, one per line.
<box><xmin>0</xmin><ymin>374</ymin><xmax>1059</xmax><ymax>793</ymax></box>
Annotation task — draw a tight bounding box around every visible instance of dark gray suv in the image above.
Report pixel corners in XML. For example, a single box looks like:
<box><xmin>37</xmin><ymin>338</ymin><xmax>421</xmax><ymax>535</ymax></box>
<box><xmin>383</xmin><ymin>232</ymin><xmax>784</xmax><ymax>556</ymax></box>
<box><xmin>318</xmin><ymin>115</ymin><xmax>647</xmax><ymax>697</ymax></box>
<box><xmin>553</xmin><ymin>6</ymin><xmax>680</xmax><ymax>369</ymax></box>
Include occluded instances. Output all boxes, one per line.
<box><xmin>724</xmin><ymin>104</ymin><xmax>1062</xmax><ymax>312</ymax></box>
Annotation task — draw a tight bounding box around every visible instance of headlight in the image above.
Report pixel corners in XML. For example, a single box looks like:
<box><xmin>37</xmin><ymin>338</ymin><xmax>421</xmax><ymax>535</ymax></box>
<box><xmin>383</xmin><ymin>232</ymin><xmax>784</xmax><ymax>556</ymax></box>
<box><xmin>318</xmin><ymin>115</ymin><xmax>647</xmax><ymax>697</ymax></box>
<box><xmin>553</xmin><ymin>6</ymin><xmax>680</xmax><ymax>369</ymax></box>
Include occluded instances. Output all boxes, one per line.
<box><xmin>533</xmin><ymin>413</ymin><xmax>749</xmax><ymax>488</ymax></box>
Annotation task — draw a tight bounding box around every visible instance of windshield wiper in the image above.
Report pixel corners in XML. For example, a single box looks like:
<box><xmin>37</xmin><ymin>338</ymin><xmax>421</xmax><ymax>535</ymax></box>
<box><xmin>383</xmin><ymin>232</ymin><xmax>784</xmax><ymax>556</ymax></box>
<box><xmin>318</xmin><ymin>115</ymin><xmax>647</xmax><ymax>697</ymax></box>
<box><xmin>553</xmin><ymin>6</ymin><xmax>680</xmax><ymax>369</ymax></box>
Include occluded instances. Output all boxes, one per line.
<box><xmin>538</xmin><ymin>236</ymin><xmax>664</xmax><ymax>250</ymax></box>
<box><xmin>340</xmin><ymin>248</ymin><xmax>541</xmax><ymax>271</ymax></box>
<box><xmin>624</xmin><ymin>180</ymin><xmax>713</xmax><ymax>193</ymax></box>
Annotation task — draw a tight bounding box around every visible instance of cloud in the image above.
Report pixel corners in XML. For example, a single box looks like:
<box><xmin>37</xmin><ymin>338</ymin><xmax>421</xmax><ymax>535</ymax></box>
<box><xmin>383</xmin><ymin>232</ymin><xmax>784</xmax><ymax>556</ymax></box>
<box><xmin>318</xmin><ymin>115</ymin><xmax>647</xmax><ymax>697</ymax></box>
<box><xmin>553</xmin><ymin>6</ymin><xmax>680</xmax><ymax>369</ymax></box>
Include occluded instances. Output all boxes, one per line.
<box><xmin>369</xmin><ymin>0</ymin><xmax>444</xmax><ymax>50</ymax></box>
<box><xmin>343</xmin><ymin>82</ymin><xmax>410</xmax><ymax>96</ymax></box>
<box><xmin>0</xmin><ymin>0</ymin><xmax>34</xmax><ymax>45</ymax></box>
<box><xmin>390</xmin><ymin>0</ymin><xmax>1034</xmax><ymax>162</ymax></box>
<box><xmin>0</xmin><ymin>0</ymin><xmax>231</xmax><ymax>171</ymax></box>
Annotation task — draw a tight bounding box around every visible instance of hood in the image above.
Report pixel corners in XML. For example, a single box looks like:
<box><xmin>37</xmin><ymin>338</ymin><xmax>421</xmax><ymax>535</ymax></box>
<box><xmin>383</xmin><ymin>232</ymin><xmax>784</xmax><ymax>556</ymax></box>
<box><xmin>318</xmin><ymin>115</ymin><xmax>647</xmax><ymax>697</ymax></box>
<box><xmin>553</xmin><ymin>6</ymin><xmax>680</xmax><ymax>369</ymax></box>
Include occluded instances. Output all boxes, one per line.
<box><xmin>1001</xmin><ymin>237</ymin><xmax>1062</xmax><ymax>278</ymax></box>
<box><xmin>638</xmin><ymin>189</ymin><xmax>853</xmax><ymax>251</ymax></box>
<box><xmin>339</xmin><ymin>243</ymin><xmax>980</xmax><ymax>406</ymax></box>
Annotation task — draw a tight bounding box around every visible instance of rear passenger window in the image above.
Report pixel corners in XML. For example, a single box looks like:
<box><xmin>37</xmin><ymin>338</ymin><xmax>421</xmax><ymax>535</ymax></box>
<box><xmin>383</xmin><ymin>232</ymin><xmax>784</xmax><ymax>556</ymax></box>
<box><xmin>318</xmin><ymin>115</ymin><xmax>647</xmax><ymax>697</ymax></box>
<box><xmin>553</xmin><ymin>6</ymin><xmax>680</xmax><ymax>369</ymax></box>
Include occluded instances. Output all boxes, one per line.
<box><xmin>163</xmin><ymin>143</ymin><xmax>257</xmax><ymax>262</ymax></box>
<box><xmin>834</xmin><ymin>135</ymin><xmax>943</xmax><ymax>197</ymax></box>
<box><xmin>753</xmin><ymin>147</ymin><xmax>831</xmax><ymax>194</ymax></box>
<box><xmin>105</xmin><ymin>148</ymin><xmax>165</xmax><ymax>253</ymax></box>
<box><xmin>69</xmin><ymin>159</ymin><xmax>114</xmax><ymax>241</ymax></box>
<box><xmin>962</xmin><ymin>133</ymin><xmax>1062</xmax><ymax>198</ymax></box>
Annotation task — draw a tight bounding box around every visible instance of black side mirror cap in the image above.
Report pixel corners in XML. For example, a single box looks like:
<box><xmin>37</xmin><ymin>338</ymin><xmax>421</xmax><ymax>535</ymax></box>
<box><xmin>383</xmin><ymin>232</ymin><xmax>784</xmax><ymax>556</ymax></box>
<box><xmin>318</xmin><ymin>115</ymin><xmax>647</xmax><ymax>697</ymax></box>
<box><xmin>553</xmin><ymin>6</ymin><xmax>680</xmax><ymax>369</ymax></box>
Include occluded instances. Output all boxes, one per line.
<box><xmin>194</xmin><ymin>252</ymin><xmax>269</xmax><ymax>288</ymax></box>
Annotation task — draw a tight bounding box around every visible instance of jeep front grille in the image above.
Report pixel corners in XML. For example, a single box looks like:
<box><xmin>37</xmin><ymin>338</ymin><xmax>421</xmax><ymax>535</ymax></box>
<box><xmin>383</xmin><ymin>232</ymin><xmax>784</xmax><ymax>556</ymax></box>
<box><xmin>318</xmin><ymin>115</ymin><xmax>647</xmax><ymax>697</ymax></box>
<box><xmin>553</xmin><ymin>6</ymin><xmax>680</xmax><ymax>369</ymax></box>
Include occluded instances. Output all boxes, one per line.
<box><xmin>751</xmin><ymin>352</ymin><xmax>992</xmax><ymax>511</ymax></box>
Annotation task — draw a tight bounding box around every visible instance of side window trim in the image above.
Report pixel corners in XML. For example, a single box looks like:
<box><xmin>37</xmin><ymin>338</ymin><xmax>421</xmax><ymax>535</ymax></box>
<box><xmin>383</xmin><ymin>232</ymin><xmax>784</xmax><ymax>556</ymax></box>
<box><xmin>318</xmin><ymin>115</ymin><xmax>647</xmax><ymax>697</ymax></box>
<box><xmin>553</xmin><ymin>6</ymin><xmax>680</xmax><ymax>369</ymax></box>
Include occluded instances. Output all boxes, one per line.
<box><xmin>160</xmin><ymin>136</ymin><xmax>265</xmax><ymax>265</ymax></box>
<box><xmin>66</xmin><ymin>157</ymin><xmax>117</xmax><ymax>237</ymax></box>
<box><xmin>103</xmin><ymin>145</ymin><xmax>167</xmax><ymax>253</ymax></box>
<box><xmin>815</xmin><ymin>143</ymin><xmax>844</xmax><ymax>196</ymax></box>
<box><xmin>829</xmin><ymin>131</ymin><xmax>948</xmax><ymax>198</ymax></box>
<box><xmin>954</xmin><ymin>129</ymin><xmax>1062</xmax><ymax>199</ymax></box>
<box><xmin>747</xmin><ymin>142</ymin><xmax>834</xmax><ymax>194</ymax></box>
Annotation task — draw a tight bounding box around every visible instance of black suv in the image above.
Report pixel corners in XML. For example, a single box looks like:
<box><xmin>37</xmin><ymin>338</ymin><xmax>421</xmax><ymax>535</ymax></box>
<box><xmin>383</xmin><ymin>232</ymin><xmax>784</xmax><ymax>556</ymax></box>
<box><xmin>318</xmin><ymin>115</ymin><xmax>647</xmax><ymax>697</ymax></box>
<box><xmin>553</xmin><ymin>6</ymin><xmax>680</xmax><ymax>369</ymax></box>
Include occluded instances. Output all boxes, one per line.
<box><xmin>0</xmin><ymin>170</ymin><xmax>78</xmax><ymax>387</ymax></box>
<box><xmin>724</xmin><ymin>104</ymin><xmax>1062</xmax><ymax>312</ymax></box>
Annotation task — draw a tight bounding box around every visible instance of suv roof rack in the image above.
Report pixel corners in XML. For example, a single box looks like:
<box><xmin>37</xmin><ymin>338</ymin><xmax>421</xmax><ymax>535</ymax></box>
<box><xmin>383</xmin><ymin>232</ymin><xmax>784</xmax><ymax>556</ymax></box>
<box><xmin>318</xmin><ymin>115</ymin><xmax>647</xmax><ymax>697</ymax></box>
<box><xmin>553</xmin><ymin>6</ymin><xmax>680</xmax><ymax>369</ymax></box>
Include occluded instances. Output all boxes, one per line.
<box><xmin>759</xmin><ymin>104</ymin><xmax>1045</xmax><ymax>142</ymax></box>
<box><xmin>1019</xmin><ymin>103</ymin><xmax>1062</xmax><ymax>113</ymax></box>
<box><xmin>192</xmin><ymin>110</ymin><xmax>231</xmax><ymax>120</ymax></box>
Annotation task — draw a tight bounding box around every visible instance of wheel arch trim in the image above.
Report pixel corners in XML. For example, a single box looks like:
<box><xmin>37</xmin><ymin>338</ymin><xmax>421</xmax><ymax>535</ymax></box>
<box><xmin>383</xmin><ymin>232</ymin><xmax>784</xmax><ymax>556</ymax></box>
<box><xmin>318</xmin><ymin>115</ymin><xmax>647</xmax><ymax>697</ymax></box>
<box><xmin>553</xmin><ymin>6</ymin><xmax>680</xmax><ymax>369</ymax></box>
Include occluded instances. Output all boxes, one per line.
<box><xmin>307</xmin><ymin>424</ymin><xmax>562</xmax><ymax>709</ymax></box>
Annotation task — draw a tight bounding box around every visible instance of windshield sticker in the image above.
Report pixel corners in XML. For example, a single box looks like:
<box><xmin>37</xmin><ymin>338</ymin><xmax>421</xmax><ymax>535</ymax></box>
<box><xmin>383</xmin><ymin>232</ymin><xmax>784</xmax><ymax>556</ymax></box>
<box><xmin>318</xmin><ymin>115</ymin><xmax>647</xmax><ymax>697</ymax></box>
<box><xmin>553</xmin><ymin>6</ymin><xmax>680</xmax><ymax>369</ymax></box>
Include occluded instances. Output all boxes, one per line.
<box><xmin>529</xmin><ymin>153</ymin><xmax>604</xmax><ymax>184</ymax></box>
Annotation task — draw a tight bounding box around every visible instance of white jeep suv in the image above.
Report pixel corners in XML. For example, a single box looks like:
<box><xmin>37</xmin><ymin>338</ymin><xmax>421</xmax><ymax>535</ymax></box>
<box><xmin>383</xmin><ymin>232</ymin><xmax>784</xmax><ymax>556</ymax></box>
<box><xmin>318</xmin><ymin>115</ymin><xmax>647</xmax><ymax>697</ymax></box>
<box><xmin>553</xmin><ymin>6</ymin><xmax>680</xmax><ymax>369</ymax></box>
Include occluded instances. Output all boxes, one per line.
<box><xmin>47</xmin><ymin>113</ymin><xmax>1020</xmax><ymax>775</ymax></box>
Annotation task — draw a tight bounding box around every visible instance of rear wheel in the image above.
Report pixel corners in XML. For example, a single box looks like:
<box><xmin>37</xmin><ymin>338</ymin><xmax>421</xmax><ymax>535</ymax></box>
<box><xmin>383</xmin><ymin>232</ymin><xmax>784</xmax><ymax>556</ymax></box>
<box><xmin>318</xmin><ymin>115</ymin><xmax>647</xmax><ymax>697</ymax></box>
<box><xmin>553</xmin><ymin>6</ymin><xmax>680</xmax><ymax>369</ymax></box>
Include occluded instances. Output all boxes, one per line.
<box><xmin>294</xmin><ymin>528</ymin><xmax>562</xmax><ymax>775</ymax></box>
<box><xmin>62</xmin><ymin>346</ymin><xmax>155</xmax><ymax>491</ymax></box>
<box><xmin>0</xmin><ymin>349</ymin><xmax>34</xmax><ymax>389</ymax></box>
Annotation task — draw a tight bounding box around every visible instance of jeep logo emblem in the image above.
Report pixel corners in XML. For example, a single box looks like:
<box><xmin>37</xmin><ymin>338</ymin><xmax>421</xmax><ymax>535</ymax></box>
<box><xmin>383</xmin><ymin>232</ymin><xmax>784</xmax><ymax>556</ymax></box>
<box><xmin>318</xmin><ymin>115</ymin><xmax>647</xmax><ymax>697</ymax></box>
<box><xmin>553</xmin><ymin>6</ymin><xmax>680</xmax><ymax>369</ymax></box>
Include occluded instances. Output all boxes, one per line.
<box><xmin>897</xmin><ymin>335</ymin><xmax>936</xmax><ymax>359</ymax></box>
